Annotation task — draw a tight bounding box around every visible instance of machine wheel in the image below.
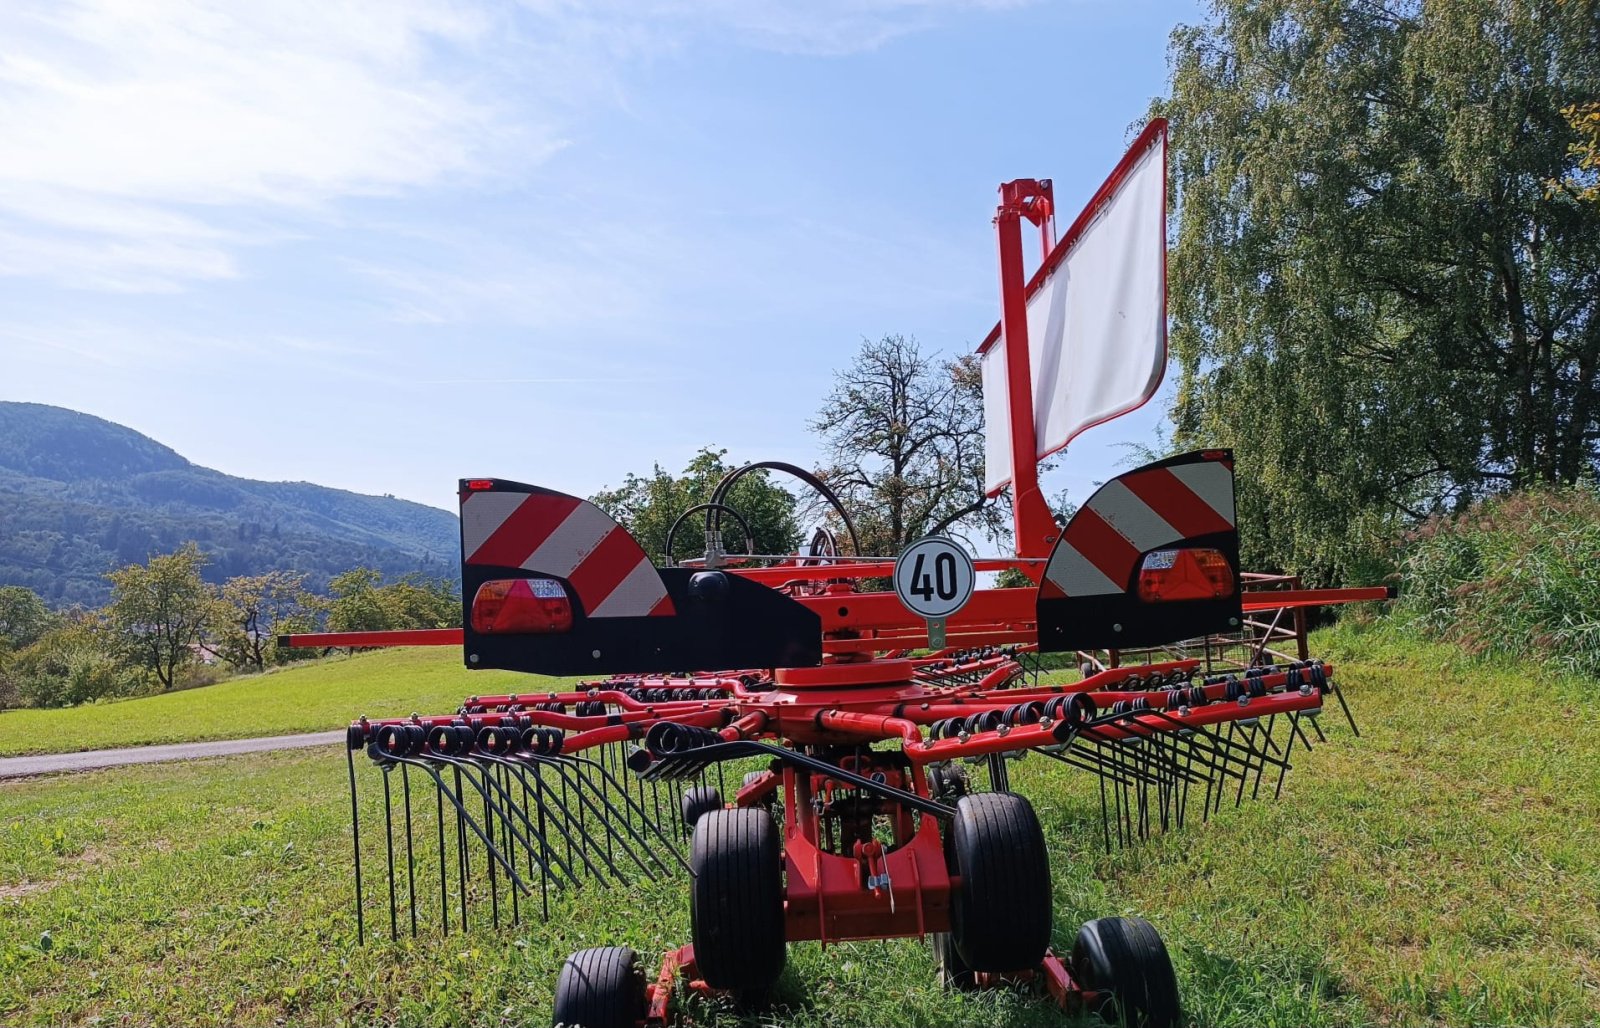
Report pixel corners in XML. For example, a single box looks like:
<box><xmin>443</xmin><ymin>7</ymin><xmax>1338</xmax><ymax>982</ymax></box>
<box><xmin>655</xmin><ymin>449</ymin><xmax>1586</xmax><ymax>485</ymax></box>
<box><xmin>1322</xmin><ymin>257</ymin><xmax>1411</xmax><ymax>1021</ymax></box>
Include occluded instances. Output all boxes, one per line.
<box><xmin>740</xmin><ymin>770</ymin><xmax>778</xmax><ymax>811</ymax></box>
<box><xmin>680</xmin><ymin>785</ymin><xmax>722</xmax><ymax>830</ymax></box>
<box><xmin>552</xmin><ymin>946</ymin><xmax>646</xmax><ymax>1028</ymax></box>
<box><xmin>1071</xmin><ymin>916</ymin><xmax>1181</xmax><ymax>1028</ymax></box>
<box><xmin>928</xmin><ymin>764</ymin><xmax>967</xmax><ymax>802</ymax></box>
<box><xmin>689</xmin><ymin>807</ymin><xmax>785</xmax><ymax>990</ymax></box>
<box><xmin>948</xmin><ymin>792</ymin><xmax>1052</xmax><ymax>972</ymax></box>
<box><xmin>931</xmin><ymin>931</ymin><xmax>978</xmax><ymax>990</ymax></box>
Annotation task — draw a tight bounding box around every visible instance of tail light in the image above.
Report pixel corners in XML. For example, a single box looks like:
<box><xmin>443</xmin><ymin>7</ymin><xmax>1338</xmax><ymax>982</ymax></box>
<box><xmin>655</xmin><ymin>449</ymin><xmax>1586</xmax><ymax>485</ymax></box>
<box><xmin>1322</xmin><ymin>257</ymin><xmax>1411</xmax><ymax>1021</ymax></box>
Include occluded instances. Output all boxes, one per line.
<box><xmin>471</xmin><ymin>578</ymin><xmax>574</xmax><ymax>634</ymax></box>
<box><xmin>1137</xmin><ymin>548</ymin><xmax>1234</xmax><ymax>603</ymax></box>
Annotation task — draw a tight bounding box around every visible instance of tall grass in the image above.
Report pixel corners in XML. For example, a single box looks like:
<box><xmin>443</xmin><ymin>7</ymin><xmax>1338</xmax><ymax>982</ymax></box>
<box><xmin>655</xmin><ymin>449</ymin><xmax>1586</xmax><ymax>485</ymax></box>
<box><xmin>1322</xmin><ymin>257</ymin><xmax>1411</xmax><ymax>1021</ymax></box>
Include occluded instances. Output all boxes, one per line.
<box><xmin>1394</xmin><ymin>485</ymin><xmax>1600</xmax><ymax>676</ymax></box>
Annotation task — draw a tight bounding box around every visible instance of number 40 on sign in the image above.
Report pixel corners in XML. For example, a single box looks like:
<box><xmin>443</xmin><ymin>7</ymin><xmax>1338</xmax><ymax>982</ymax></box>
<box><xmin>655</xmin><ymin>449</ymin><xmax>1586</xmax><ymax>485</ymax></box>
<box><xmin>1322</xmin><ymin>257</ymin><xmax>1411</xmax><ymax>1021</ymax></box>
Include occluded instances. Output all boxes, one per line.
<box><xmin>893</xmin><ymin>537</ymin><xmax>977</xmax><ymax>647</ymax></box>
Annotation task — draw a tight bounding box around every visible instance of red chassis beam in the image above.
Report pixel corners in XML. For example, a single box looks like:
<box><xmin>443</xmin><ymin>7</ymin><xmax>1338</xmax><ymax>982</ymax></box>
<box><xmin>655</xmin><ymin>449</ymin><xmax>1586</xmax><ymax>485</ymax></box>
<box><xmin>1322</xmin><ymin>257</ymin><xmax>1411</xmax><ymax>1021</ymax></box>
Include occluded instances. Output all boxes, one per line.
<box><xmin>280</xmin><ymin>586</ymin><xmax>1392</xmax><ymax>651</ymax></box>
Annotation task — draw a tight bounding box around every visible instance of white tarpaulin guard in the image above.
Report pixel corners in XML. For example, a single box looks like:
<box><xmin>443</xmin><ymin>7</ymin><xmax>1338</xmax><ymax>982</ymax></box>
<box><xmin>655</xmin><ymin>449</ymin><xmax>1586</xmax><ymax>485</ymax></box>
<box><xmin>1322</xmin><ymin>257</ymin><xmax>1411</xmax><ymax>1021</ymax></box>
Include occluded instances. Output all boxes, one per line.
<box><xmin>982</xmin><ymin>124</ymin><xmax>1167</xmax><ymax>496</ymax></box>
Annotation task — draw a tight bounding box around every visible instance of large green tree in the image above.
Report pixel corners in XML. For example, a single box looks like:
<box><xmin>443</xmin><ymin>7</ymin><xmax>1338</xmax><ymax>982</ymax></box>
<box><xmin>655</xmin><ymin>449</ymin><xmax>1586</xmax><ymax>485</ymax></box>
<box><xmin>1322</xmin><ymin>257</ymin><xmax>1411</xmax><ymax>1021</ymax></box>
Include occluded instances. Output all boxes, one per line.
<box><xmin>591</xmin><ymin>448</ymin><xmax>801</xmax><ymax>565</ymax></box>
<box><xmin>0</xmin><ymin>585</ymin><xmax>52</xmax><ymax>652</ymax></box>
<box><xmin>214</xmin><ymin>571</ymin><xmax>315</xmax><ymax>671</ymax></box>
<box><xmin>811</xmin><ymin>334</ymin><xmax>1003</xmax><ymax>557</ymax></box>
<box><xmin>104</xmin><ymin>543</ymin><xmax>218</xmax><ymax>690</ymax></box>
<box><xmin>1157</xmin><ymin>0</ymin><xmax>1600</xmax><ymax>581</ymax></box>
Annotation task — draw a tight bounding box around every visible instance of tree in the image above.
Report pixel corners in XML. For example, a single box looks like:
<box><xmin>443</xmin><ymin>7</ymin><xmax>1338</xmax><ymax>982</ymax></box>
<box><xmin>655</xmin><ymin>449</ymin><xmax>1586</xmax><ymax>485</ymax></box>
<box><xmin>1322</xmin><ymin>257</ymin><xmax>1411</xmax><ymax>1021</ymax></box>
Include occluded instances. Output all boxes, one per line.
<box><xmin>214</xmin><ymin>571</ymin><xmax>312</xmax><ymax>672</ymax></box>
<box><xmin>2</xmin><ymin>614</ymin><xmax>135</xmax><ymax>708</ymax></box>
<box><xmin>811</xmin><ymin>335</ymin><xmax>1002</xmax><ymax>556</ymax></box>
<box><xmin>1156</xmin><ymin>0</ymin><xmax>1600</xmax><ymax>581</ymax></box>
<box><xmin>1563</xmin><ymin>99</ymin><xmax>1600</xmax><ymax>203</ymax></box>
<box><xmin>324</xmin><ymin>568</ymin><xmax>394</xmax><ymax>634</ymax></box>
<box><xmin>320</xmin><ymin>568</ymin><xmax>461</xmax><ymax>637</ymax></box>
<box><xmin>380</xmin><ymin>575</ymin><xmax>461</xmax><ymax>630</ymax></box>
<box><xmin>0</xmin><ymin>585</ymin><xmax>52</xmax><ymax>652</ymax></box>
<box><xmin>591</xmin><ymin>448</ymin><xmax>801</xmax><ymax>565</ymax></box>
<box><xmin>104</xmin><ymin>542</ymin><xmax>218</xmax><ymax>690</ymax></box>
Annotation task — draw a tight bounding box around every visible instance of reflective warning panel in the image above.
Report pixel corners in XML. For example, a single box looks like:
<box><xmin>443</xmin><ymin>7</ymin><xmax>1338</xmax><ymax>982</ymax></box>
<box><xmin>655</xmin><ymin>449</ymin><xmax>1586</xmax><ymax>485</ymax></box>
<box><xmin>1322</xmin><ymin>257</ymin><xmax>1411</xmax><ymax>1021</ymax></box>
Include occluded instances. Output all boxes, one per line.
<box><xmin>1035</xmin><ymin>450</ymin><xmax>1241</xmax><ymax>651</ymax></box>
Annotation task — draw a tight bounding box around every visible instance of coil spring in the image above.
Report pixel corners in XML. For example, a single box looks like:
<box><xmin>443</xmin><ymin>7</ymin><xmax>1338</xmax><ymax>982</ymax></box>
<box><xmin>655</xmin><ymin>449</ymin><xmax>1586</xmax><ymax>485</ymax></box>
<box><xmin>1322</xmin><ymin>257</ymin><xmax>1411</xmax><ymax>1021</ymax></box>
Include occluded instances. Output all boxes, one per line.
<box><xmin>644</xmin><ymin>721</ymin><xmax>722</xmax><ymax>755</ymax></box>
<box><xmin>519</xmin><ymin>725</ymin><xmax>566</xmax><ymax>755</ymax></box>
<box><xmin>372</xmin><ymin>723</ymin><xmax>428</xmax><ymax>758</ymax></box>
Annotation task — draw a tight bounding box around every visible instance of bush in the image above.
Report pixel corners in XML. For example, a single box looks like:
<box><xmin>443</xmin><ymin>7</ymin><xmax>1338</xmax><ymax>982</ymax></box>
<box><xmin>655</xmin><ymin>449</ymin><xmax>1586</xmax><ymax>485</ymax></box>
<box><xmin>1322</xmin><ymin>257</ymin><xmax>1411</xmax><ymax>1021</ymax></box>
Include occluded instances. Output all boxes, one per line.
<box><xmin>1395</xmin><ymin>486</ymin><xmax>1600</xmax><ymax>676</ymax></box>
<box><xmin>2</xmin><ymin>618</ymin><xmax>142</xmax><ymax>708</ymax></box>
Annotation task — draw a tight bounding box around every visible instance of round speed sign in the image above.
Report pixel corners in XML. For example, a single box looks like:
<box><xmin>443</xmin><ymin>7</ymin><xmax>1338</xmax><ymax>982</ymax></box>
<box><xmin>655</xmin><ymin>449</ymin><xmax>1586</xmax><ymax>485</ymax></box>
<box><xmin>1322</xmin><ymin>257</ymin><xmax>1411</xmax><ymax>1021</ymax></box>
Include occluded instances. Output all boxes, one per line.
<box><xmin>893</xmin><ymin>537</ymin><xmax>976</xmax><ymax>619</ymax></box>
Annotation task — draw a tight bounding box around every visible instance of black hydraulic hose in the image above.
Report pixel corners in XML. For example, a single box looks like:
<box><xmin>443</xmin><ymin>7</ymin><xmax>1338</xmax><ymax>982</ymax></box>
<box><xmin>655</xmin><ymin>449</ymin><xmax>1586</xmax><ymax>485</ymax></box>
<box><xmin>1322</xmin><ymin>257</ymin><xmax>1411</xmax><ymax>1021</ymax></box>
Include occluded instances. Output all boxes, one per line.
<box><xmin>662</xmin><ymin>502</ymin><xmax>756</xmax><ymax>566</ymax></box>
<box><xmin>709</xmin><ymin>460</ymin><xmax>863</xmax><ymax>558</ymax></box>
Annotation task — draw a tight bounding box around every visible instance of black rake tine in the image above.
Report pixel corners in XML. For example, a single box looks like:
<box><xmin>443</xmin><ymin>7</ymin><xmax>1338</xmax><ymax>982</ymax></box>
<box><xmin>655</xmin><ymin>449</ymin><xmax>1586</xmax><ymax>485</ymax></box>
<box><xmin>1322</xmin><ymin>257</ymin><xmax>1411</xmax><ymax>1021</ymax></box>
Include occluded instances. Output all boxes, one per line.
<box><xmin>402</xmin><ymin>763</ymin><xmax>418</xmax><ymax>938</ymax></box>
<box><xmin>464</xmin><ymin>754</ymin><xmax>597</xmax><ymax>886</ymax></box>
<box><xmin>474</xmin><ymin>755</ymin><xmax>594</xmax><ymax>887</ymax></box>
<box><xmin>1331</xmin><ymin>683</ymin><xmax>1360</xmax><ymax>736</ymax></box>
<box><xmin>381</xmin><ymin>765</ymin><xmax>398</xmax><ymax>941</ymax></box>
<box><xmin>559</xmin><ymin>753</ymin><xmax>688</xmax><ymax>872</ymax></box>
<box><xmin>392</xmin><ymin>755</ymin><xmax>534</xmax><ymax>896</ymax></box>
<box><xmin>345</xmin><ymin>745</ymin><xmax>365</xmax><ymax>946</ymax></box>
<box><xmin>436</xmin><ymin>775</ymin><xmax>450</xmax><ymax>935</ymax></box>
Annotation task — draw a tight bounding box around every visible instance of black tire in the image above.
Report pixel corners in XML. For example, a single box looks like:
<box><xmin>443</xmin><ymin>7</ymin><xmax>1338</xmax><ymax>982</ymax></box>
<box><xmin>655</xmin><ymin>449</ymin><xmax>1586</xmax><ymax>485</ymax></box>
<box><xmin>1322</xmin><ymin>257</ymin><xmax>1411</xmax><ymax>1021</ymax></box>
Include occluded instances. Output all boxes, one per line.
<box><xmin>948</xmin><ymin>792</ymin><xmax>1052</xmax><ymax>973</ymax></box>
<box><xmin>680</xmin><ymin>785</ymin><xmax>722</xmax><ymax>830</ymax></box>
<box><xmin>931</xmin><ymin>931</ymin><xmax>978</xmax><ymax>990</ymax></box>
<box><xmin>552</xmin><ymin>946</ymin><xmax>646</xmax><ymax>1028</ymax></box>
<box><xmin>1071</xmin><ymin>916</ymin><xmax>1181</xmax><ymax>1028</ymax></box>
<box><xmin>689</xmin><ymin>807</ymin><xmax>785</xmax><ymax>990</ymax></box>
<box><xmin>928</xmin><ymin>764</ymin><xmax>967</xmax><ymax>802</ymax></box>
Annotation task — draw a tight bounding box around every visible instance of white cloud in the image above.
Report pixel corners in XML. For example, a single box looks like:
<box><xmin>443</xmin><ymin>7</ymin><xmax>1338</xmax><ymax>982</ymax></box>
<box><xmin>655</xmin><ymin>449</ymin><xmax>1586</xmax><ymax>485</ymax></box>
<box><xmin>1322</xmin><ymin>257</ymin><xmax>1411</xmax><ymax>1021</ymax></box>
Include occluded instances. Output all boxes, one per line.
<box><xmin>0</xmin><ymin>0</ymin><xmax>545</xmax><ymax>290</ymax></box>
<box><xmin>0</xmin><ymin>0</ymin><xmax>1025</xmax><ymax>293</ymax></box>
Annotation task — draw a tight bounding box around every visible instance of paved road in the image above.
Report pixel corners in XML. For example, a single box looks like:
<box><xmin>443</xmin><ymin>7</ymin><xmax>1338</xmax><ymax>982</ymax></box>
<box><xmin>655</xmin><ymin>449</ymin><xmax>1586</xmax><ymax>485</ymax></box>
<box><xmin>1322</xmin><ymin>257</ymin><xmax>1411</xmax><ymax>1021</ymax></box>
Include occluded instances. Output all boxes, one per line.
<box><xmin>0</xmin><ymin>731</ymin><xmax>345</xmax><ymax>779</ymax></box>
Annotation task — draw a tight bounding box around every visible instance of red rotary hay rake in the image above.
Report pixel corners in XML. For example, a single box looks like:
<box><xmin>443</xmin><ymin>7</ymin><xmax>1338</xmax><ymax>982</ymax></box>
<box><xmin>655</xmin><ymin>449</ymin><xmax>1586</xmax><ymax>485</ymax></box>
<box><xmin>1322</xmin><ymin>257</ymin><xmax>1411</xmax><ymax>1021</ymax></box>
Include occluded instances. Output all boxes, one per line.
<box><xmin>288</xmin><ymin>121</ymin><xmax>1389</xmax><ymax>1028</ymax></box>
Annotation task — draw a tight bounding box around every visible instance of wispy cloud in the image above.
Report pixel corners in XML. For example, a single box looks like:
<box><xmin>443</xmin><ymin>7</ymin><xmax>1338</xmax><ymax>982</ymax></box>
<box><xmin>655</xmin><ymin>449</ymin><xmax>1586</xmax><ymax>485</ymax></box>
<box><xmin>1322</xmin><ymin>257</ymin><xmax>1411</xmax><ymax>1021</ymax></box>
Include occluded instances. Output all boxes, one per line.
<box><xmin>0</xmin><ymin>0</ymin><xmax>547</xmax><ymax>290</ymax></box>
<box><xmin>0</xmin><ymin>0</ymin><xmax>1024</xmax><ymax>294</ymax></box>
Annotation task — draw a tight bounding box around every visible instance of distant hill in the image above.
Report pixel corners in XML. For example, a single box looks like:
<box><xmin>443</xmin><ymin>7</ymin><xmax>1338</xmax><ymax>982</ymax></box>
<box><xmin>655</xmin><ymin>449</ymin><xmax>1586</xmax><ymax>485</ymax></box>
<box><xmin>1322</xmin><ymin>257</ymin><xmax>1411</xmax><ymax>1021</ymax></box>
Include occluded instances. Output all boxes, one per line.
<box><xmin>0</xmin><ymin>402</ymin><xmax>460</xmax><ymax>608</ymax></box>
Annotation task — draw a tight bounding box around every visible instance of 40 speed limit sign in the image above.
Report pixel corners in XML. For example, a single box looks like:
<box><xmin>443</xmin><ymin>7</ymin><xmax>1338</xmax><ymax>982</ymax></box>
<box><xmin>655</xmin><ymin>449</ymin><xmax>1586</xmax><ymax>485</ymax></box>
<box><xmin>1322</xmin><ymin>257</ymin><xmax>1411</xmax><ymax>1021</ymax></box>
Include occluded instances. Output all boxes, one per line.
<box><xmin>893</xmin><ymin>537</ymin><xmax>975</xmax><ymax>648</ymax></box>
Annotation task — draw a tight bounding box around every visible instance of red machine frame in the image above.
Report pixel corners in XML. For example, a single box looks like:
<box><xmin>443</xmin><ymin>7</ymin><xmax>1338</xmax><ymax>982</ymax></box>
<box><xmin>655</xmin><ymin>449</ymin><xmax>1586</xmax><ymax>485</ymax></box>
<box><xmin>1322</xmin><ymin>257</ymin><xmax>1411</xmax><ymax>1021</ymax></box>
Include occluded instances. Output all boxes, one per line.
<box><xmin>301</xmin><ymin>120</ymin><xmax>1386</xmax><ymax>1028</ymax></box>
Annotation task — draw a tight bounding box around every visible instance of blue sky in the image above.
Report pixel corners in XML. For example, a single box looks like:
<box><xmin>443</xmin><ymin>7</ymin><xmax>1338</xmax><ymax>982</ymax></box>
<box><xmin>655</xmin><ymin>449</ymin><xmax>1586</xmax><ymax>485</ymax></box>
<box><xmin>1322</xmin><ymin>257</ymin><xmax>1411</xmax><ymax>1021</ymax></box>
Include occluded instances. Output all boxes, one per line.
<box><xmin>1</xmin><ymin>0</ymin><xmax>1202</xmax><ymax>547</ymax></box>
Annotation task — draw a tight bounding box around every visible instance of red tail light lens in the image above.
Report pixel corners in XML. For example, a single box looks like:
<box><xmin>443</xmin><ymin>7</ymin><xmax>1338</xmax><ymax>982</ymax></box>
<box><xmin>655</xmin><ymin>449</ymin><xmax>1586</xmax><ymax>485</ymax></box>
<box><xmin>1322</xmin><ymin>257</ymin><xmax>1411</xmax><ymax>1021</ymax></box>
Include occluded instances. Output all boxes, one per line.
<box><xmin>1137</xmin><ymin>548</ymin><xmax>1234</xmax><ymax>603</ymax></box>
<box><xmin>471</xmin><ymin>578</ymin><xmax>574</xmax><ymax>634</ymax></box>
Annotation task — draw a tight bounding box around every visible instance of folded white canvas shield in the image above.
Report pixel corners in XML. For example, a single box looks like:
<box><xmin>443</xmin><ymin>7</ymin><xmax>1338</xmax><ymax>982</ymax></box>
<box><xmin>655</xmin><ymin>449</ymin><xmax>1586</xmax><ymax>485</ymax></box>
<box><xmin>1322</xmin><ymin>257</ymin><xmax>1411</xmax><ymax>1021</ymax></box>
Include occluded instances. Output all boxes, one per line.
<box><xmin>982</xmin><ymin>122</ymin><xmax>1168</xmax><ymax>497</ymax></box>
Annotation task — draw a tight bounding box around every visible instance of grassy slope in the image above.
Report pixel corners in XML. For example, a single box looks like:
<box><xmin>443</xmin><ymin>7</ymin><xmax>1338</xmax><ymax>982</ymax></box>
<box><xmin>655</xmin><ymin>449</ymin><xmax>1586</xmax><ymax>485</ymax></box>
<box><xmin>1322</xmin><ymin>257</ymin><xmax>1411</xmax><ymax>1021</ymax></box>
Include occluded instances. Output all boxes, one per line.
<box><xmin>1</xmin><ymin>628</ymin><xmax>1597</xmax><ymax>1027</ymax></box>
<box><xmin>0</xmin><ymin>650</ymin><xmax>570</xmax><ymax>756</ymax></box>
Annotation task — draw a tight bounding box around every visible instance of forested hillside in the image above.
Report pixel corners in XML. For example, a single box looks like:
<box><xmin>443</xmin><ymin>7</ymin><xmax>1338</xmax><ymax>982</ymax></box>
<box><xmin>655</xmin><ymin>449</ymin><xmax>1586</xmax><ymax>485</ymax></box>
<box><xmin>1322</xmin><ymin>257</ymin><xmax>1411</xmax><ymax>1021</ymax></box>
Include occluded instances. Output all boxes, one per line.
<box><xmin>0</xmin><ymin>403</ymin><xmax>458</xmax><ymax>607</ymax></box>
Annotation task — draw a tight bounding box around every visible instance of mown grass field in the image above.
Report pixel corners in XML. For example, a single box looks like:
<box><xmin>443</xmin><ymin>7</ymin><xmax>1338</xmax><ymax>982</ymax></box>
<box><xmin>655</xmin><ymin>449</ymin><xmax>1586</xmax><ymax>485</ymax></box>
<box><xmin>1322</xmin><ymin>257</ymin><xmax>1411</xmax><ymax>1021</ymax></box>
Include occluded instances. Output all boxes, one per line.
<box><xmin>2</xmin><ymin>627</ymin><xmax>1597</xmax><ymax>1026</ymax></box>
<box><xmin>0</xmin><ymin>649</ymin><xmax>561</xmax><ymax>756</ymax></box>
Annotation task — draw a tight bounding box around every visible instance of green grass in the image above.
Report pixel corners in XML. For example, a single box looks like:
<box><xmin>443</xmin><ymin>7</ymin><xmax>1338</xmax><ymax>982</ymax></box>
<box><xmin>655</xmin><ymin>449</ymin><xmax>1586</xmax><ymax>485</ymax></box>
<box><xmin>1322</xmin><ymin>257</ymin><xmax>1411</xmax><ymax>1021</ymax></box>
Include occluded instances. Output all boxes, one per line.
<box><xmin>2</xmin><ymin>628</ymin><xmax>1598</xmax><ymax>1026</ymax></box>
<box><xmin>0</xmin><ymin>650</ymin><xmax>566</xmax><ymax>756</ymax></box>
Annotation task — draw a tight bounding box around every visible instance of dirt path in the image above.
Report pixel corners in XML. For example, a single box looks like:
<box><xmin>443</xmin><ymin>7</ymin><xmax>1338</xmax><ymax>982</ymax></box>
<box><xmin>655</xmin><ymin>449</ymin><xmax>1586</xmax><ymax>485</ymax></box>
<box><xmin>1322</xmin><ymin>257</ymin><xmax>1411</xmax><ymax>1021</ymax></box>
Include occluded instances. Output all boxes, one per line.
<box><xmin>0</xmin><ymin>731</ymin><xmax>345</xmax><ymax>779</ymax></box>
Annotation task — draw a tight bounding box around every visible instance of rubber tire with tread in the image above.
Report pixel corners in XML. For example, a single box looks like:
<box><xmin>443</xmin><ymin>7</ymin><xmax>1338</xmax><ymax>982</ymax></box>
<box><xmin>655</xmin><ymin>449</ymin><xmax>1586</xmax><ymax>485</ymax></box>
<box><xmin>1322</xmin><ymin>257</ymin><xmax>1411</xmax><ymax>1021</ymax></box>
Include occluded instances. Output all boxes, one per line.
<box><xmin>1071</xmin><ymin>916</ymin><xmax>1181</xmax><ymax>1028</ymax></box>
<box><xmin>947</xmin><ymin>792</ymin><xmax>1052</xmax><ymax>973</ymax></box>
<box><xmin>680</xmin><ymin>785</ymin><xmax>722</xmax><ymax>830</ymax></box>
<box><xmin>931</xmin><ymin>931</ymin><xmax>978</xmax><ymax>990</ymax></box>
<box><xmin>552</xmin><ymin>946</ymin><xmax>646</xmax><ymax>1028</ymax></box>
<box><xmin>689</xmin><ymin>807</ymin><xmax>786</xmax><ymax>990</ymax></box>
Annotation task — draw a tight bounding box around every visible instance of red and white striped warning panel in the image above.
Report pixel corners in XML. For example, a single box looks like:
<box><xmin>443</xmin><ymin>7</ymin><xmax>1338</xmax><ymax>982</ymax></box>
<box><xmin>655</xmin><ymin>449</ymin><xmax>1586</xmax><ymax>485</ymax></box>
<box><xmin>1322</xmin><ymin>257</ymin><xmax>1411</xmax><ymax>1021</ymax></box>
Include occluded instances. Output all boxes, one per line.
<box><xmin>1041</xmin><ymin>454</ymin><xmax>1235</xmax><ymax>599</ymax></box>
<box><xmin>461</xmin><ymin>486</ymin><xmax>674</xmax><ymax>618</ymax></box>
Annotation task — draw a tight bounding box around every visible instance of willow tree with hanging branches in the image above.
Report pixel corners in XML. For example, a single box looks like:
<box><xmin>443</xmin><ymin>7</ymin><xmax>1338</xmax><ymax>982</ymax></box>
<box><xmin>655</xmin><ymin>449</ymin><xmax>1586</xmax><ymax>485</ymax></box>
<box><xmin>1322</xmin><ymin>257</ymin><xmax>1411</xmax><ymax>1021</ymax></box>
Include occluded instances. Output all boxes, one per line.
<box><xmin>1155</xmin><ymin>0</ymin><xmax>1600</xmax><ymax>583</ymax></box>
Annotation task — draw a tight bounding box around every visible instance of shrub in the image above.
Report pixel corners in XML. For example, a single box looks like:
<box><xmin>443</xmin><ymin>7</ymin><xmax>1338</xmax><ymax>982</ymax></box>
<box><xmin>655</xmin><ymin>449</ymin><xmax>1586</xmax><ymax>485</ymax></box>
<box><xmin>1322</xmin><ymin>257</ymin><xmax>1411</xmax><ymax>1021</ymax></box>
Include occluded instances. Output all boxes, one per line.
<box><xmin>2</xmin><ymin>617</ymin><xmax>142</xmax><ymax>708</ymax></box>
<box><xmin>1394</xmin><ymin>486</ymin><xmax>1600</xmax><ymax>676</ymax></box>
